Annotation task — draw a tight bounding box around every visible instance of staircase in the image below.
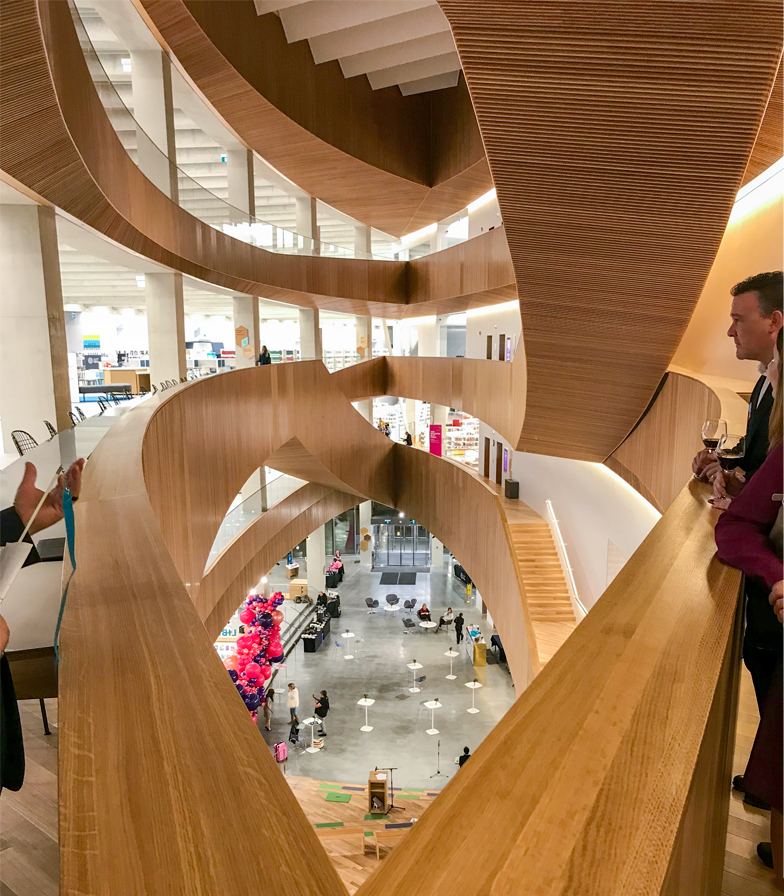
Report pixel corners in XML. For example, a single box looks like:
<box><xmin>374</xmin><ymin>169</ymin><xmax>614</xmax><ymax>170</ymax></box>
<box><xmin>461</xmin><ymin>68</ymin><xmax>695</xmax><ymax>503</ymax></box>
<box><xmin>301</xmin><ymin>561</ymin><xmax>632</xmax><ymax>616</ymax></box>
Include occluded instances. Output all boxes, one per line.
<box><xmin>508</xmin><ymin>523</ymin><xmax>577</xmax><ymax>666</ymax></box>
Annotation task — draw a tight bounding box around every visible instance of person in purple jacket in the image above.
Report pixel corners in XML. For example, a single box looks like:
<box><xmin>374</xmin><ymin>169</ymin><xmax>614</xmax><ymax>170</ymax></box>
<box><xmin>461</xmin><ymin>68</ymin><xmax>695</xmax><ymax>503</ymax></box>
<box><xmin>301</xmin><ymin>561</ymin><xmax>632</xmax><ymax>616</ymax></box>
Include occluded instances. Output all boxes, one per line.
<box><xmin>715</xmin><ymin>328</ymin><xmax>782</xmax><ymax>876</ymax></box>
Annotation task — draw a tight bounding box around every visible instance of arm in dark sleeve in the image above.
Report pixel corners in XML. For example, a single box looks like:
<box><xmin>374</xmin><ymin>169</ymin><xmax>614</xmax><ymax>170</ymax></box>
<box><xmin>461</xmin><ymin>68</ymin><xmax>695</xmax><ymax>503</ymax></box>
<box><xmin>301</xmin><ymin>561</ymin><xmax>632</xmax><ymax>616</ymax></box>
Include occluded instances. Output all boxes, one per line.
<box><xmin>714</xmin><ymin>448</ymin><xmax>783</xmax><ymax>589</ymax></box>
<box><xmin>0</xmin><ymin>507</ymin><xmax>40</xmax><ymax>566</ymax></box>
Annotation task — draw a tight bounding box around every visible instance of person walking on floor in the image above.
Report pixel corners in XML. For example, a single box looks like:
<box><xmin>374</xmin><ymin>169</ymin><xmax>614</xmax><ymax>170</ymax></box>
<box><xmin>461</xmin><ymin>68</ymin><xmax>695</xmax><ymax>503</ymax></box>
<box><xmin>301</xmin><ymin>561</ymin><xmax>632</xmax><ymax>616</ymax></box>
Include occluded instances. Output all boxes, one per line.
<box><xmin>262</xmin><ymin>688</ymin><xmax>274</xmax><ymax>731</ymax></box>
<box><xmin>313</xmin><ymin>689</ymin><xmax>330</xmax><ymax>736</ymax></box>
<box><xmin>454</xmin><ymin>612</ymin><xmax>465</xmax><ymax>644</ymax></box>
<box><xmin>287</xmin><ymin>682</ymin><xmax>300</xmax><ymax>724</ymax></box>
<box><xmin>459</xmin><ymin>746</ymin><xmax>471</xmax><ymax>767</ymax></box>
<box><xmin>258</xmin><ymin>345</ymin><xmax>272</xmax><ymax>366</ymax></box>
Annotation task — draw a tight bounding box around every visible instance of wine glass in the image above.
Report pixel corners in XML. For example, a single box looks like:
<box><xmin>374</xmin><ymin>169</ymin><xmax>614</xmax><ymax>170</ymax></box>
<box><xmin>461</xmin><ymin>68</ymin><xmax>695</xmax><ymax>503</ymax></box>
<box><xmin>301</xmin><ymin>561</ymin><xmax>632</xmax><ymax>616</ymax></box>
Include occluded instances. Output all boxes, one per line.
<box><xmin>716</xmin><ymin>433</ymin><xmax>745</xmax><ymax>470</ymax></box>
<box><xmin>701</xmin><ymin>418</ymin><xmax>727</xmax><ymax>453</ymax></box>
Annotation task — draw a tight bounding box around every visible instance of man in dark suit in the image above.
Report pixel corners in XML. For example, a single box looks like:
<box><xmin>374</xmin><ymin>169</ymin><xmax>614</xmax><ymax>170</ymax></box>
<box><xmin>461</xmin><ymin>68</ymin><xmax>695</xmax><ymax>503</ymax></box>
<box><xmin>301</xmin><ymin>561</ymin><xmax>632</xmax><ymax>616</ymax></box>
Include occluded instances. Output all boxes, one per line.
<box><xmin>693</xmin><ymin>271</ymin><xmax>782</xmax><ymax>482</ymax></box>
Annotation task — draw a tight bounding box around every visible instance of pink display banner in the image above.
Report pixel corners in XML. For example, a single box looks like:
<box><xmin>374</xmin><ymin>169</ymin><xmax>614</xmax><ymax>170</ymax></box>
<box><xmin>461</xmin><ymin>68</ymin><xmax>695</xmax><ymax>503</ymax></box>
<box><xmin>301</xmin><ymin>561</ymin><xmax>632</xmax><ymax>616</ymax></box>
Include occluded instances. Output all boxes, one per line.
<box><xmin>429</xmin><ymin>424</ymin><xmax>443</xmax><ymax>457</ymax></box>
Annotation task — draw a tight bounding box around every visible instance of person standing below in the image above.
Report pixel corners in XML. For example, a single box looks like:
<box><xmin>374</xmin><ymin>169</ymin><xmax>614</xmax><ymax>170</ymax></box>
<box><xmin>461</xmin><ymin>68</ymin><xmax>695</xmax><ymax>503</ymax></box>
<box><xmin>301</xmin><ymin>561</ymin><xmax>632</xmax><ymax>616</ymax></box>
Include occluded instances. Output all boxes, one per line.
<box><xmin>404</xmin><ymin>431</ymin><xmax>413</xmax><ymax>446</ymax></box>
<box><xmin>262</xmin><ymin>688</ymin><xmax>274</xmax><ymax>731</ymax></box>
<box><xmin>459</xmin><ymin>746</ymin><xmax>471</xmax><ymax>767</ymax></box>
<box><xmin>693</xmin><ymin>272</ymin><xmax>782</xmax><ymax>484</ymax></box>
<box><xmin>313</xmin><ymin>690</ymin><xmax>330</xmax><ymax>737</ymax></box>
<box><xmin>258</xmin><ymin>345</ymin><xmax>272</xmax><ymax>366</ymax></box>
<box><xmin>454</xmin><ymin>612</ymin><xmax>465</xmax><ymax>644</ymax></box>
<box><xmin>286</xmin><ymin>682</ymin><xmax>300</xmax><ymax>724</ymax></box>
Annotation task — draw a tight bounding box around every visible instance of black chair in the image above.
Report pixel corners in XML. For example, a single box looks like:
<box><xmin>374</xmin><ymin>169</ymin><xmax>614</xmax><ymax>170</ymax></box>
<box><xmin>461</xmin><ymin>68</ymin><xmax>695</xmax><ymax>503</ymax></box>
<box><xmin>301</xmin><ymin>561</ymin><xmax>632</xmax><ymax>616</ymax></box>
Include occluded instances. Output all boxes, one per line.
<box><xmin>97</xmin><ymin>399</ymin><xmax>108</xmax><ymax>414</ymax></box>
<box><xmin>402</xmin><ymin>618</ymin><xmax>416</xmax><ymax>634</ymax></box>
<box><xmin>67</xmin><ymin>411</ymin><xmax>80</xmax><ymax>428</ymax></box>
<box><xmin>180</xmin><ymin>377</ymin><xmax>187</xmax><ymax>383</ymax></box>
<box><xmin>75</xmin><ymin>406</ymin><xmax>86</xmax><ymax>421</ymax></box>
<box><xmin>111</xmin><ymin>395</ymin><xmax>120</xmax><ymax>406</ymax></box>
<box><xmin>151</xmin><ymin>384</ymin><xmax>158</xmax><ymax>394</ymax></box>
<box><xmin>43</xmin><ymin>420</ymin><xmax>57</xmax><ymax>439</ymax></box>
<box><xmin>11</xmin><ymin>430</ymin><xmax>38</xmax><ymax>456</ymax></box>
<box><xmin>365</xmin><ymin>597</ymin><xmax>379</xmax><ymax>614</ymax></box>
<box><xmin>386</xmin><ymin>594</ymin><xmax>399</xmax><ymax>608</ymax></box>
<box><xmin>403</xmin><ymin>599</ymin><xmax>417</xmax><ymax>615</ymax></box>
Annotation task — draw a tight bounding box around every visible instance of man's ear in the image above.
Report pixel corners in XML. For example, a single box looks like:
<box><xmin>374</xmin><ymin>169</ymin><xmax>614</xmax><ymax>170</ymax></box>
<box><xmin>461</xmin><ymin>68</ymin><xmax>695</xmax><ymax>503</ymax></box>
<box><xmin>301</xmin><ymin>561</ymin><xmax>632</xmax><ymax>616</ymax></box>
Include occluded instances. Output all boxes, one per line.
<box><xmin>768</xmin><ymin>309</ymin><xmax>783</xmax><ymax>333</ymax></box>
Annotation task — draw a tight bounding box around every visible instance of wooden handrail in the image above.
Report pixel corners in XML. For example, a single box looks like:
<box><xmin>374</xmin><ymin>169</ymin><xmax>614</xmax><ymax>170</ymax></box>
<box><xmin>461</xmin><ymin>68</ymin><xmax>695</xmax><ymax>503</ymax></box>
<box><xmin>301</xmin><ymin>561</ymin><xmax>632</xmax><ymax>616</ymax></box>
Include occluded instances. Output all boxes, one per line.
<box><xmin>63</xmin><ymin>361</ymin><xmax>743</xmax><ymax>894</ymax></box>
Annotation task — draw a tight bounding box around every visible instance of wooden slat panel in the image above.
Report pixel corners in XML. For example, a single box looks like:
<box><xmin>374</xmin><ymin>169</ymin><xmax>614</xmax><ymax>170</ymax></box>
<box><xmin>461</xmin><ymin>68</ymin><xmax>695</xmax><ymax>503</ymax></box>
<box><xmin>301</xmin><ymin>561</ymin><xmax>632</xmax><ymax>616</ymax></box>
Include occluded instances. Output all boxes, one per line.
<box><xmin>439</xmin><ymin>0</ymin><xmax>782</xmax><ymax>461</ymax></box>
<box><xmin>0</xmin><ymin>0</ymin><xmax>512</xmax><ymax>320</ymax></box>
<box><xmin>136</xmin><ymin>0</ymin><xmax>491</xmax><ymax>238</ymax></box>
<box><xmin>606</xmin><ymin>371</ymin><xmax>722</xmax><ymax>512</ymax></box>
<box><xmin>742</xmin><ymin>59</ymin><xmax>783</xmax><ymax>185</ymax></box>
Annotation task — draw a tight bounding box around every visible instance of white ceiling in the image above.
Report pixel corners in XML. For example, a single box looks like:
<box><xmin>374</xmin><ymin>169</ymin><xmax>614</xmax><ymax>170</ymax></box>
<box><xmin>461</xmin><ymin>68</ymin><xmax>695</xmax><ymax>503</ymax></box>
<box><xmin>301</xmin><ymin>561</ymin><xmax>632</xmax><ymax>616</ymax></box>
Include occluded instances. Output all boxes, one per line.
<box><xmin>253</xmin><ymin>0</ymin><xmax>461</xmax><ymax>96</ymax></box>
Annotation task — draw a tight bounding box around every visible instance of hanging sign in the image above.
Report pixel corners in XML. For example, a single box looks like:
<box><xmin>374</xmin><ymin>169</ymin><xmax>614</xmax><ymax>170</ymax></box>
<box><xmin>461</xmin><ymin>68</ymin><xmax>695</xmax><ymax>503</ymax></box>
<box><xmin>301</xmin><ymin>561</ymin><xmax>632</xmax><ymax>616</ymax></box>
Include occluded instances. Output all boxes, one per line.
<box><xmin>429</xmin><ymin>424</ymin><xmax>443</xmax><ymax>457</ymax></box>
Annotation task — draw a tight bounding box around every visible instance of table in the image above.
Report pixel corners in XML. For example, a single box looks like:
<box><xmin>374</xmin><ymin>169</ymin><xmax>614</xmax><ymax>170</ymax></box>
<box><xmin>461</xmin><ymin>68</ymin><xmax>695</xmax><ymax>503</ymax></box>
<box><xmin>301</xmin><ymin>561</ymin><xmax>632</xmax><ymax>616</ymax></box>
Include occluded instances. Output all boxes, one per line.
<box><xmin>465</xmin><ymin>680</ymin><xmax>483</xmax><ymax>714</ymax></box>
<box><xmin>419</xmin><ymin>621</ymin><xmax>437</xmax><ymax>632</ymax></box>
<box><xmin>407</xmin><ymin>660</ymin><xmax>423</xmax><ymax>693</ymax></box>
<box><xmin>302</xmin><ymin>615</ymin><xmax>330</xmax><ymax>652</ymax></box>
<box><xmin>357</xmin><ymin>697</ymin><xmax>375</xmax><ymax>732</ymax></box>
<box><xmin>103</xmin><ymin>368</ymin><xmax>151</xmax><ymax>393</ymax></box>
<box><xmin>302</xmin><ymin>717</ymin><xmax>322</xmax><ymax>753</ymax></box>
<box><xmin>342</xmin><ymin>631</ymin><xmax>355</xmax><ymax>660</ymax></box>
<box><xmin>423</xmin><ymin>699</ymin><xmax>442</xmax><ymax>735</ymax></box>
<box><xmin>444</xmin><ymin>648</ymin><xmax>459</xmax><ymax>680</ymax></box>
<box><xmin>285</xmin><ymin>564</ymin><xmax>300</xmax><ymax>579</ymax></box>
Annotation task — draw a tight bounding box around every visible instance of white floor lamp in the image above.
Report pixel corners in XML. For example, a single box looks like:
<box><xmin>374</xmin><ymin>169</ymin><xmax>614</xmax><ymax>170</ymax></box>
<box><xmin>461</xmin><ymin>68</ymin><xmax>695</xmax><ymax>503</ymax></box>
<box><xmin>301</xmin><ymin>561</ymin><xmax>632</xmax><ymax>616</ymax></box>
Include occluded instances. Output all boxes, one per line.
<box><xmin>424</xmin><ymin>699</ymin><xmax>442</xmax><ymax>735</ymax></box>
<box><xmin>465</xmin><ymin>679</ymin><xmax>483</xmax><ymax>714</ymax></box>
<box><xmin>358</xmin><ymin>695</ymin><xmax>374</xmax><ymax>732</ymax></box>
<box><xmin>444</xmin><ymin>648</ymin><xmax>459</xmax><ymax>680</ymax></box>
<box><xmin>407</xmin><ymin>660</ymin><xmax>423</xmax><ymax>693</ymax></box>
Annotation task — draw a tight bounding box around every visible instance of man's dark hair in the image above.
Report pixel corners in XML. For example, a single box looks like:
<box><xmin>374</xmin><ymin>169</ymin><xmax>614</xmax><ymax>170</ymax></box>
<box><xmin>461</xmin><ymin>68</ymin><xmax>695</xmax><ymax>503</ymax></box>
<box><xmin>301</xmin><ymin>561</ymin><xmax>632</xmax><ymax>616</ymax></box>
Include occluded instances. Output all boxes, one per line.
<box><xmin>731</xmin><ymin>271</ymin><xmax>783</xmax><ymax>318</ymax></box>
<box><xmin>463</xmin><ymin>746</ymin><xmax>470</xmax><ymax>754</ymax></box>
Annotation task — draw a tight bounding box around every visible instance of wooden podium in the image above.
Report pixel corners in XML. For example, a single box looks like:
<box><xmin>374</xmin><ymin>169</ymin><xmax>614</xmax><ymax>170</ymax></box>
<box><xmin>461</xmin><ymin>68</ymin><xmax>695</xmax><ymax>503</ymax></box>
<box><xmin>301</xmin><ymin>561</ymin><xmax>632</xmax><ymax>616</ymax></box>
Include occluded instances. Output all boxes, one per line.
<box><xmin>368</xmin><ymin>771</ymin><xmax>390</xmax><ymax>814</ymax></box>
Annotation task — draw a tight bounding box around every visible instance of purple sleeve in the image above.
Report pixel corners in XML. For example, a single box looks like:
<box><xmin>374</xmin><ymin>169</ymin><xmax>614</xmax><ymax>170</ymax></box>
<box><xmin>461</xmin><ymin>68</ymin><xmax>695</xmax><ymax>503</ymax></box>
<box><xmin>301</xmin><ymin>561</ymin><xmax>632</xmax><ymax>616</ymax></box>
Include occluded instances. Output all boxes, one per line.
<box><xmin>715</xmin><ymin>448</ymin><xmax>783</xmax><ymax>589</ymax></box>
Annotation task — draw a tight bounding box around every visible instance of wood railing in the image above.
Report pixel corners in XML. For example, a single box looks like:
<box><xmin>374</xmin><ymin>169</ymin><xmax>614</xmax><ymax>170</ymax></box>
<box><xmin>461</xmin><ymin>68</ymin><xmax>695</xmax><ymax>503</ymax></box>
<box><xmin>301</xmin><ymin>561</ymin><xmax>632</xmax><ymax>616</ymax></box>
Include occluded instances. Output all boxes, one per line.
<box><xmin>60</xmin><ymin>363</ymin><xmax>741</xmax><ymax>896</ymax></box>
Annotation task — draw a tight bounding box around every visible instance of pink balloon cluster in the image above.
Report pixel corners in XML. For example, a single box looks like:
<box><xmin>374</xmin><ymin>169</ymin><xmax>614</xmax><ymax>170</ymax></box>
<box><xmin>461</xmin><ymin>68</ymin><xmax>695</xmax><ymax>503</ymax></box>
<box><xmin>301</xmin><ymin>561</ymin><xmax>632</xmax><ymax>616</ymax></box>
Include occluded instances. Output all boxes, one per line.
<box><xmin>223</xmin><ymin>591</ymin><xmax>285</xmax><ymax>721</ymax></box>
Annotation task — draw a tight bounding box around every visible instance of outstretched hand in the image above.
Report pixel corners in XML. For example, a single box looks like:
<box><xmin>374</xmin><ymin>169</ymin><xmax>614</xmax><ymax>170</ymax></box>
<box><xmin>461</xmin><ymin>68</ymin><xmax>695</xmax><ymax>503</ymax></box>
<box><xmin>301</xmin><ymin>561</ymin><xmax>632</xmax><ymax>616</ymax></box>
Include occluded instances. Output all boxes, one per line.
<box><xmin>13</xmin><ymin>459</ymin><xmax>85</xmax><ymax>535</ymax></box>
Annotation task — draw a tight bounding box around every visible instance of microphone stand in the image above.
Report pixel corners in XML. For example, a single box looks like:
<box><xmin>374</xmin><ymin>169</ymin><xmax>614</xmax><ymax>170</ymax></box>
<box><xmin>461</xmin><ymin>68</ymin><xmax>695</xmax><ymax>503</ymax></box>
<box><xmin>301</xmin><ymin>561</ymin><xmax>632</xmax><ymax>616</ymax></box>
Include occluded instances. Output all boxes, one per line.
<box><xmin>430</xmin><ymin>739</ymin><xmax>449</xmax><ymax>779</ymax></box>
<box><xmin>375</xmin><ymin>765</ymin><xmax>400</xmax><ymax>812</ymax></box>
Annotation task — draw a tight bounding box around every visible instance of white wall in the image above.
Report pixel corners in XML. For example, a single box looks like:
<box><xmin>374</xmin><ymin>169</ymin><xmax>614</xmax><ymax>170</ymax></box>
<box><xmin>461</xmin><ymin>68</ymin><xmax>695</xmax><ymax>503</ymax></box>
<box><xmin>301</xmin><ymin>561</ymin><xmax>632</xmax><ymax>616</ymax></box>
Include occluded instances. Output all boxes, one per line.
<box><xmin>466</xmin><ymin>301</ymin><xmax>521</xmax><ymax>360</ymax></box>
<box><xmin>515</xmin><ymin>453</ymin><xmax>661</xmax><ymax>610</ymax></box>
<box><xmin>65</xmin><ymin>309</ymin><xmax>150</xmax><ymax>355</ymax></box>
<box><xmin>468</xmin><ymin>194</ymin><xmax>502</xmax><ymax>239</ymax></box>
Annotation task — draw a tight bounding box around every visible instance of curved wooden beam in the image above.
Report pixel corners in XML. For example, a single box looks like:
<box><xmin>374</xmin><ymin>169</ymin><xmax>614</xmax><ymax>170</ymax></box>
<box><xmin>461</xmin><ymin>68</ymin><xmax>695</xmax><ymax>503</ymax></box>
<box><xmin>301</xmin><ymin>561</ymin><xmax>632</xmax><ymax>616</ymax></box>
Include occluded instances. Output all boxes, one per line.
<box><xmin>134</xmin><ymin>0</ymin><xmax>492</xmax><ymax>238</ymax></box>
<box><xmin>333</xmin><ymin>355</ymin><xmax>525</xmax><ymax>448</ymax></box>
<box><xmin>0</xmin><ymin>0</ymin><xmax>513</xmax><ymax>320</ymax></box>
<box><xmin>743</xmin><ymin>58</ymin><xmax>783</xmax><ymax>185</ymax></box>
<box><xmin>439</xmin><ymin>0</ymin><xmax>783</xmax><ymax>461</ymax></box>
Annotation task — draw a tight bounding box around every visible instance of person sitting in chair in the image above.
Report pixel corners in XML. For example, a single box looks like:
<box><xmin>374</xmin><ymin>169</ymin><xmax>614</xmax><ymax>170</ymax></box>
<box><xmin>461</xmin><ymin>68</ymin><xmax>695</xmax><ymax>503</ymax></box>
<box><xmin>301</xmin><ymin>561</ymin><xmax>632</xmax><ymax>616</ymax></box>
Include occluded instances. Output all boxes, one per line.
<box><xmin>417</xmin><ymin>603</ymin><xmax>432</xmax><ymax>622</ymax></box>
<box><xmin>316</xmin><ymin>591</ymin><xmax>328</xmax><ymax>607</ymax></box>
<box><xmin>436</xmin><ymin>607</ymin><xmax>454</xmax><ymax>632</ymax></box>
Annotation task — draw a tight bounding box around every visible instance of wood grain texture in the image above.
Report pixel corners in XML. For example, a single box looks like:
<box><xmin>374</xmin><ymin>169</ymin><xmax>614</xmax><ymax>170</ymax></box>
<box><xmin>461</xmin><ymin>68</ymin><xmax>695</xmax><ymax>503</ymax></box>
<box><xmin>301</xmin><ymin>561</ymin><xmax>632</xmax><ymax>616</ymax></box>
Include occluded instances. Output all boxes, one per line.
<box><xmin>332</xmin><ymin>354</ymin><xmax>525</xmax><ymax>448</ymax></box>
<box><xmin>743</xmin><ymin>59</ymin><xmax>783</xmax><ymax>185</ymax></box>
<box><xmin>606</xmin><ymin>372</ymin><xmax>722</xmax><ymax>512</ymax></box>
<box><xmin>439</xmin><ymin>0</ymin><xmax>783</xmax><ymax>461</ymax></box>
<box><xmin>0</xmin><ymin>0</ymin><xmax>509</xmax><ymax>319</ymax></box>
<box><xmin>62</xmin><ymin>362</ymin><xmax>537</xmax><ymax>894</ymax></box>
<box><xmin>136</xmin><ymin>0</ymin><xmax>491</xmax><ymax>237</ymax></box>
<box><xmin>358</xmin><ymin>480</ymin><xmax>743</xmax><ymax>896</ymax></box>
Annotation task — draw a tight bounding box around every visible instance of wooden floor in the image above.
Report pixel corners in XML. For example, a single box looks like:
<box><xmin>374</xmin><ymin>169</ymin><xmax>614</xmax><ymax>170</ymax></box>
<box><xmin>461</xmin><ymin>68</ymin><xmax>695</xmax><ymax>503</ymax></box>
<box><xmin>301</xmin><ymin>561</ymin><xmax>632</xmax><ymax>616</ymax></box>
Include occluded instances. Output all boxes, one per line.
<box><xmin>0</xmin><ymin>674</ymin><xmax>778</xmax><ymax>895</ymax></box>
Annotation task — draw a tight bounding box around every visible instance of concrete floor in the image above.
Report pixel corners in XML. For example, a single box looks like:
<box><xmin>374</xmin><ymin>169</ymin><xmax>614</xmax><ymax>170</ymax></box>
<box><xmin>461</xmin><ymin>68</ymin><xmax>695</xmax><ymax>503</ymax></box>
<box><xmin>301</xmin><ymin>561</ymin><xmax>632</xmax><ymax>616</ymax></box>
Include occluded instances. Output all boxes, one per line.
<box><xmin>257</xmin><ymin>558</ymin><xmax>516</xmax><ymax>791</ymax></box>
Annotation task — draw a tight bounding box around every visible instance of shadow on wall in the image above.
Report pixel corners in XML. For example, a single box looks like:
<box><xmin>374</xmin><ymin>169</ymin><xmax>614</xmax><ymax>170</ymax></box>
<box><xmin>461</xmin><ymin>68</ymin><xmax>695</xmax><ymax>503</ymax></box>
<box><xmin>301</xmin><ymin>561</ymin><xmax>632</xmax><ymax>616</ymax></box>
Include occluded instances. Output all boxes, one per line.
<box><xmin>515</xmin><ymin>453</ymin><xmax>661</xmax><ymax>611</ymax></box>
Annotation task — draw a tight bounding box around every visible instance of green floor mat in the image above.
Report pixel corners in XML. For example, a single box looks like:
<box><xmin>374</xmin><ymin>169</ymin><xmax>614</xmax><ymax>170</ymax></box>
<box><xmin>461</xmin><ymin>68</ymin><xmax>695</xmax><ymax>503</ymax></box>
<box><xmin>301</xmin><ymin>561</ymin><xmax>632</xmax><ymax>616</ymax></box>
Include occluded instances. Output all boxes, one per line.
<box><xmin>325</xmin><ymin>791</ymin><xmax>352</xmax><ymax>803</ymax></box>
<box><xmin>364</xmin><ymin>814</ymin><xmax>390</xmax><ymax>821</ymax></box>
<box><xmin>316</xmin><ymin>821</ymin><xmax>344</xmax><ymax>828</ymax></box>
<box><xmin>318</xmin><ymin>783</ymin><xmax>343</xmax><ymax>791</ymax></box>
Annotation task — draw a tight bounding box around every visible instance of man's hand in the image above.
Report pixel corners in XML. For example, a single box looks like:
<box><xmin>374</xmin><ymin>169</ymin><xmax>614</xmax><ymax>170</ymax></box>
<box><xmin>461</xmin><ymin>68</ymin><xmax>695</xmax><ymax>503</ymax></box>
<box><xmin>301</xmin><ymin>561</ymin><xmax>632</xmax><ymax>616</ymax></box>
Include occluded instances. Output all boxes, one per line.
<box><xmin>769</xmin><ymin>581</ymin><xmax>784</xmax><ymax>625</ymax></box>
<box><xmin>13</xmin><ymin>459</ymin><xmax>85</xmax><ymax>535</ymax></box>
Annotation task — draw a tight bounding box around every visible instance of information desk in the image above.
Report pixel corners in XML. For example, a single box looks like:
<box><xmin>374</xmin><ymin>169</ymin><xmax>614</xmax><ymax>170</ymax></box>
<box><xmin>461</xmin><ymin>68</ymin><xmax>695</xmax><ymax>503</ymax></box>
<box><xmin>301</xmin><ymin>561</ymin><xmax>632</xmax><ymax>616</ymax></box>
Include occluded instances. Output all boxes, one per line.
<box><xmin>466</xmin><ymin>626</ymin><xmax>487</xmax><ymax>667</ymax></box>
<box><xmin>302</xmin><ymin>615</ymin><xmax>330</xmax><ymax>653</ymax></box>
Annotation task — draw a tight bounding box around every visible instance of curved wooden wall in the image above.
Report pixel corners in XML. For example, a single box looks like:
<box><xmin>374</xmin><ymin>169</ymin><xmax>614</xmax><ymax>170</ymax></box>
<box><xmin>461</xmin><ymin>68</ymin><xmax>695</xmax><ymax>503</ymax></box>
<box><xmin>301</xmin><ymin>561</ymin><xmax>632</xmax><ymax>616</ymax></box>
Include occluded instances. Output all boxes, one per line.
<box><xmin>743</xmin><ymin>59</ymin><xmax>783</xmax><ymax>185</ymax></box>
<box><xmin>135</xmin><ymin>0</ymin><xmax>492</xmax><ymax>238</ymax></box>
<box><xmin>0</xmin><ymin>0</ymin><xmax>510</xmax><ymax>320</ymax></box>
<box><xmin>439</xmin><ymin>0</ymin><xmax>783</xmax><ymax>462</ymax></box>
<box><xmin>333</xmin><ymin>355</ymin><xmax>525</xmax><ymax>448</ymax></box>
<box><xmin>605</xmin><ymin>372</ymin><xmax>722</xmax><ymax>512</ymax></box>
<box><xmin>66</xmin><ymin>362</ymin><xmax>743</xmax><ymax>893</ymax></box>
